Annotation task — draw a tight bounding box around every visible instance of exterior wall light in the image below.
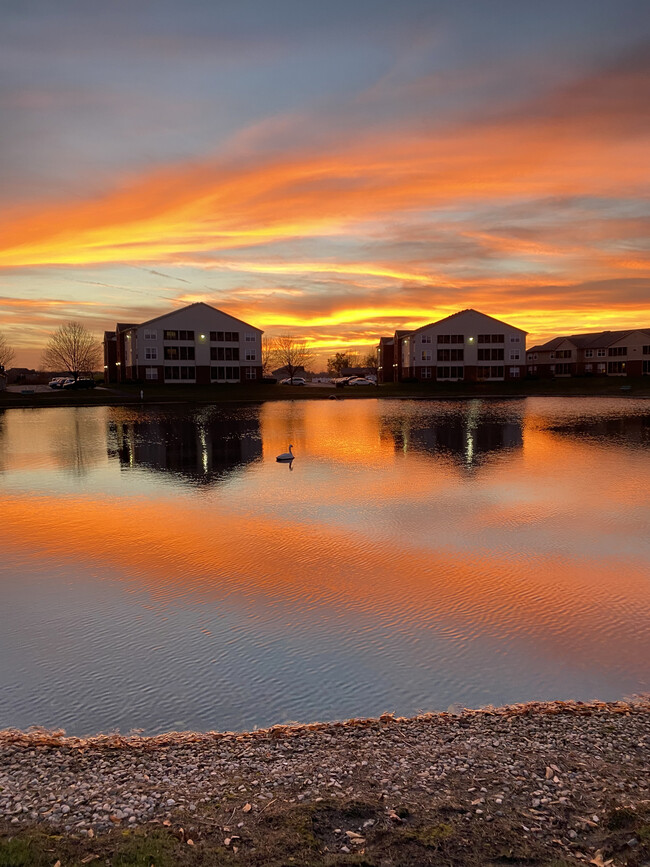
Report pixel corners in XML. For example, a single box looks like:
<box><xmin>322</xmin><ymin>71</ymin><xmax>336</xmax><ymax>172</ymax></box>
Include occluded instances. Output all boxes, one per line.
<box><xmin>468</xmin><ymin>336</ymin><xmax>474</xmax><ymax>342</ymax></box>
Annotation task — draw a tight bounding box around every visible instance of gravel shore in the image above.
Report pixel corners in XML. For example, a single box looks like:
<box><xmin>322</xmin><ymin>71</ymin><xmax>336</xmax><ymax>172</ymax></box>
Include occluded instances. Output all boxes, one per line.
<box><xmin>1</xmin><ymin>699</ymin><xmax>649</xmax><ymax>866</ymax></box>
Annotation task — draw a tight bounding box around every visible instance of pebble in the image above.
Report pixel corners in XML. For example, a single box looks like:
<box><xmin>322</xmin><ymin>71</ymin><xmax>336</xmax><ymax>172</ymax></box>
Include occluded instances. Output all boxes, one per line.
<box><xmin>0</xmin><ymin>698</ymin><xmax>647</xmax><ymax>845</ymax></box>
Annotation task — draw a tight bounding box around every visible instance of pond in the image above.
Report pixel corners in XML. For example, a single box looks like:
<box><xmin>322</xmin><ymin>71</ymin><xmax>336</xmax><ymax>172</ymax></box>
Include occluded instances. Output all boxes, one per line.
<box><xmin>1</xmin><ymin>397</ymin><xmax>649</xmax><ymax>735</ymax></box>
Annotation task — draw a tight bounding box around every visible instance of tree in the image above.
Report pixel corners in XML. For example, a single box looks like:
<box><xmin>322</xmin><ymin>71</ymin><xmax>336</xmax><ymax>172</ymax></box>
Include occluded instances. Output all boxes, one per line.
<box><xmin>261</xmin><ymin>336</ymin><xmax>276</xmax><ymax>376</ymax></box>
<box><xmin>0</xmin><ymin>332</ymin><xmax>15</xmax><ymax>373</ymax></box>
<box><xmin>361</xmin><ymin>351</ymin><xmax>378</xmax><ymax>378</ymax></box>
<box><xmin>273</xmin><ymin>334</ymin><xmax>315</xmax><ymax>380</ymax></box>
<box><xmin>327</xmin><ymin>351</ymin><xmax>359</xmax><ymax>377</ymax></box>
<box><xmin>42</xmin><ymin>322</ymin><xmax>102</xmax><ymax>380</ymax></box>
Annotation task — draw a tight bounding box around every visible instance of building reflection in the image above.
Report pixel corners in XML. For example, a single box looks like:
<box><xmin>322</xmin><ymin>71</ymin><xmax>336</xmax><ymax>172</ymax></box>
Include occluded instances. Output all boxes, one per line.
<box><xmin>381</xmin><ymin>401</ymin><xmax>524</xmax><ymax>467</ymax></box>
<box><xmin>548</xmin><ymin>414</ymin><xmax>650</xmax><ymax>449</ymax></box>
<box><xmin>107</xmin><ymin>410</ymin><xmax>262</xmax><ymax>485</ymax></box>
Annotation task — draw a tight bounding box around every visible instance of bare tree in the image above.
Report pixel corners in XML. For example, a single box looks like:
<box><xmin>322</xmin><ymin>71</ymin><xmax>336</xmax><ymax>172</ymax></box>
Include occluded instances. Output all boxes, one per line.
<box><xmin>273</xmin><ymin>334</ymin><xmax>315</xmax><ymax>380</ymax></box>
<box><xmin>0</xmin><ymin>332</ymin><xmax>15</xmax><ymax>372</ymax></box>
<box><xmin>261</xmin><ymin>336</ymin><xmax>276</xmax><ymax>376</ymax></box>
<box><xmin>361</xmin><ymin>351</ymin><xmax>378</xmax><ymax>378</ymax></box>
<box><xmin>327</xmin><ymin>351</ymin><xmax>359</xmax><ymax>377</ymax></box>
<box><xmin>42</xmin><ymin>322</ymin><xmax>102</xmax><ymax>380</ymax></box>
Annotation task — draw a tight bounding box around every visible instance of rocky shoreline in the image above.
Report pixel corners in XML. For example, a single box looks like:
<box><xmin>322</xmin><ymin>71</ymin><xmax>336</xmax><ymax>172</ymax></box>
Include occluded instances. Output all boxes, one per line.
<box><xmin>1</xmin><ymin>698</ymin><xmax>649</xmax><ymax>866</ymax></box>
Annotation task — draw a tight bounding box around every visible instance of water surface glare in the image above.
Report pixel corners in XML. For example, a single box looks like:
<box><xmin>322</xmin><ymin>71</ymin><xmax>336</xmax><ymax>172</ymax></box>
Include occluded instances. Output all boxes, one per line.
<box><xmin>1</xmin><ymin>398</ymin><xmax>649</xmax><ymax>735</ymax></box>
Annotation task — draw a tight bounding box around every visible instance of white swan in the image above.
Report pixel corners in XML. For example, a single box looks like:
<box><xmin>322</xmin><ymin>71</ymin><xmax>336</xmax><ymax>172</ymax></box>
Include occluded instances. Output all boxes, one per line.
<box><xmin>276</xmin><ymin>444</ymin><xmax>295</xmax><ymax>462</ymax></box>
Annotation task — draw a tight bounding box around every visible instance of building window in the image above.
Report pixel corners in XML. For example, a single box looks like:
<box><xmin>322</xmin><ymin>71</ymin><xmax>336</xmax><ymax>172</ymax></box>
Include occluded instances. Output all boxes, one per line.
<box><xmin>527</xmin><ymin>353</ymin><xmax>538</xmax><ymax>361</ymax></box>
<box><xmin>245</xmin><ymin>349</ymin><xmax>257</xmax><ymax>361</ymax></box>
<box><xmin>585</xmin><ymin>349</ymin><xmax>593</xmax><ymax>358</ymax></box>
<box><xmin>421</xmin><ymin>350</ymin><xmax>432</xmax><ymax>362</ymax></box>
<box><xmin>421</xmin><ymin>367</ymin><xmax>432</xmax><ymax>378</ymax></box>
<box><xmin>209</xmin><ymin>331</ymin><xmax>239</xmax><ymax>342</ymax></box>
<box><xmin>164</xmin><ymin>330</ymin><xmax>194</xmax><ymax>341</ymax></box>
<box><xmin>477</xmin><ymin>366</ymin><xmax>504</xmax><ymax>379</ymax></box>
<box><xmin>597</xmin><ymin>348</ymin><xmax>606</xmax><ymax>357</ymax></box>
<box><xmin>510</xmin><ymin>352</ymin><xmax>520</xmax><ymax>360</ymax></box>
<box><xmin>144</xmin><ymin>347</ymin><xmax>157</xmax><ymax>360</ymax></box>
<box><xmin>437</xmin><ymin>334</ymin><xmax>464</xmax><ymax>344</ymax></box>
<box><xmin>210</xmin><ymin>346</ymin><xmax>239</xmax><ymax>361</ymax></box>
<box><xmin>437</xmin><ymin>366</ymin><xmax>463</xmax><ymax>379</ymax></box>
<box><xmin>529</xmin><ymin>365</ymin><xmax>537</xmax><ymax>373</ymax></box>
<box><xmin>607</xmin><ymin>361</ymin><xmax>626</xmax><ymax>374</ymax></box>
<box><xmin>210</xmin><ymin>366</ymin><xmax>240</xmax><ymax>381</ymax></box>
<box><xmin>585</xmin><ymin>363</ymin><xmax>592</xmax><ymax>372</ymax></box>
<box><xmin>643</xmin><ymin>360</ymin><xmax>650</xmax><ymax>374</ymax></box>
<box><xmin>608</xmin><ymin>346</ymin><xmax>627</xmax><ymax>356</ymax></box>
<box><xmin>510</xmin><ymin>336</ymin><xmax>520</xmax><ymax>343</ymax></box>
<box><xmin>245</xmin><ymin>333</ymin><xmax>256</xmax><ymax>342</ymax></box>
<box><xmin>556</xmin><ymin>349</ymin><xmax>572</xmax><ymax>358</ymax></box>
<box><xmin>421</xmin><ymin>335</ymin><xmax>431</xmax><ymax>344</ymax></box>
<box><xmin>509</xmin><ymin>367</ymin><xmax>520</xmax><ymax>377</ymax></box>
<box><xmin>478</xmin><ymin>348</ymin><xmax>504</xmax><ymax>361</ymax></box>
<box><xmin>164</xmin><ymin>365</ymin><xmax>195</xmax><ymax>380</ymax></box>
<box><xmin>643</xmin><ymin>345</ymin><xmax>650</xmax><ymax>355</ymax></box>
<box><xmin>145</xmin><ymin>367</ymin><xmax>158</xmax><ymax>380</ymax></box>
<box><xmin>550</xmin><ymin>352</ymin><xmax>555</xmax><ymax>359</ymax></box>
<box><xmin>598</xmin><ymin>363</ymin><xmax>606</xmax><ymax>373</ymax></box>
<box><xmin>245</xmin><ymin>366</ymin><xmax>257</xmax><ymax>380</ymax></box>
<box><xmin>555</xmin><ymin>363</ymin><xmax>571</xmax><ymax>375</ymax></box>
<box><xmin>164</xmin><ymin>346</ymin><xmax>195</xmax><ymax>361</ymax></box>
<box><xmin>437</xmin><ymin>348</ymin><xmax>464</xmax><ymax>361</ymax></box>
<box><xmin>144</xmin><ymin>329</ymin><xmax>157</xmax><ymax>340</ymax></box>
<box><xmin>478</xmin><ymin>333</ymin><xmax>504</xmax><ymax>343</ymax></box>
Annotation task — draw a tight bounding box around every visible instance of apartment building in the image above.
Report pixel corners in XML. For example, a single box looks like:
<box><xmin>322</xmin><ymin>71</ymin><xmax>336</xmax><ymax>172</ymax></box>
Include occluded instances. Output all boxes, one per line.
<box><xmin>526</xmin><ymin>329</ymin><xmax>650</xmax><ymax>377</ymax></box>
<box><xmin>104</xmin><ymin>302</ymin><xmax>263</xmax><ymax>385</ymax></box>
<box><xmin>378</xmin><ymin>309</ymin><xmax>526</xmax><ymax>383</ymax></box>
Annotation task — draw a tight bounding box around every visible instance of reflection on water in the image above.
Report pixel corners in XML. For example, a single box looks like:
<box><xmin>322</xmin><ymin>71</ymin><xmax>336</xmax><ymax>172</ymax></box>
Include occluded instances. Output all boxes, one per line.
<box><xmin>380</xmin><ymin>399</ymin><xmax>523</xmax><ymax>467</ymax></box>
<box><xmin>107</xmin><ymin>407</ymin><xmax>262</xmax><ymax>486</ymax></box>
<box><xmin>0</xmin><ymin>398</ymin><xmax>649</xmax><ymax>736</ymax></box>
<box><xmin>549</xmin><ymin>414</ymin><xmax>650</xmax><ymax>449</ymax></box>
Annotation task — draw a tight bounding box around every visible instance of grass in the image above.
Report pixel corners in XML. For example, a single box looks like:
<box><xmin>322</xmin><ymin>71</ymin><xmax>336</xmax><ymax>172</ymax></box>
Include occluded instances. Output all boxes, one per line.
<box><xmin>2</xmin><ymin>376</ymin><xmax>649</xmax><ymax>410</ymax></box>
<box><xmin>8</xmin><ymin>795</ymin><xmax>648</xmax><ymax>867</ymax></box>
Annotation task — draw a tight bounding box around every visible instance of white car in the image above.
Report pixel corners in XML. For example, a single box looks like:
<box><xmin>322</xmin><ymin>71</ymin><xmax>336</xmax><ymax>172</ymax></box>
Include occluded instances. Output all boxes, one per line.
<box><xmin>280</xmin><ymin>377</ymin><xmax>307</xmax><ymax>386</ymax></box>
<box><xmin>347</xmin><ymin>377</ymin><xmax>375</xmax><ymax>386</ymax></box>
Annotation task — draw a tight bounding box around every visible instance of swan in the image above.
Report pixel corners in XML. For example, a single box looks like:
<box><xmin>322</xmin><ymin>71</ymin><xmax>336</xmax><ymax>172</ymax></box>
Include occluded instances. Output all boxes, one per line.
<box><xmin>276</xmin><ymin>444</ymin><xmax>295</xmax><ymax>462</ymax></box>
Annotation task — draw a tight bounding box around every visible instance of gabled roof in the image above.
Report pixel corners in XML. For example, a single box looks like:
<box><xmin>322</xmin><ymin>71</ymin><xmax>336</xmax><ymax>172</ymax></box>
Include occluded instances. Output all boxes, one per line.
<box><xmin>137</xmin><ymin>302</ymin><xmax>263</xmax><ymax>332</ymax></box>
<box><xmin>528</xmin><ymin>328</ymin><xmax>650</xmax><ymax>353</ymax></box>
<box><xmin>406</xmin><ymin>308</ymin><xmax>528</xmax><ymax>338</ymax></box>
<box><xmin>116</xmin><ymin>322</ymin><xmax>136</xmax><ymax>332</ymax></box>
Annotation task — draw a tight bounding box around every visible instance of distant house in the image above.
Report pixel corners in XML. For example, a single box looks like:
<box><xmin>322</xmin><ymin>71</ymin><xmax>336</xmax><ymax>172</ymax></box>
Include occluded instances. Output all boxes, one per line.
<box><xmin>104</xmin><ymin>303</ymin><xmax>263</xmax><ymax>385</ymax></box>
<box><xmin>527</xmin><ymin>329</ymin><xmax>650</xmax><ymax>378</ymax></box>
<box><xmin>377</xmin><ymin>310</ymin><xmax>527</xmax><ymax>383</ymax></box>
<box><xmin>272</xmin><ymin>365</ymin><xmax>306</xmax><ymax>379</ymax></box>
<box><xmin>5</xmin><ymin>368</ymin><xmax>41</xmax><ymax>385</ymax></box>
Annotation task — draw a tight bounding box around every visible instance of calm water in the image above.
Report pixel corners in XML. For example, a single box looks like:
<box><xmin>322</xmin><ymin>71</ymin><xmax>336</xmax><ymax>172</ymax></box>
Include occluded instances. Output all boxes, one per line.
<box><xmin>1</xmin><ymin>398</ymin><xmax>649</xmax><ymax>735</ymax></box>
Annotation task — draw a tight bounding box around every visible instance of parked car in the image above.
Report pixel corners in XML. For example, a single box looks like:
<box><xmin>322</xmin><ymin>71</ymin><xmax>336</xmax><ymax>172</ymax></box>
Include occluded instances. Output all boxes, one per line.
<box><xmin>280</xmin><ymin>377</ymin><xmax>306</xmax><ymax>386</ymax></box>
<box><xmin>63</xmin><ymin>378</ymin><xmax>96</xmax><ymax>390</ymax></box>
<box><xmin>48</xmin><ymin>377</ymin><xmax>68</xmax><ymax>389</ymax></box>
<box><xmin>347</xmin><ymin>377</ymin><xmax>375</xmax><ymax>386</ymax></box>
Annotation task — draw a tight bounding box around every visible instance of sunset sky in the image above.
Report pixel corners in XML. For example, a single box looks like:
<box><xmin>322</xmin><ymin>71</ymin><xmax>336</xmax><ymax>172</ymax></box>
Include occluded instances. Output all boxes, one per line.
<box><xmin>1</xmin><ymin>0</ymin><xmax>649</xmax><ymax>368</ymax></box>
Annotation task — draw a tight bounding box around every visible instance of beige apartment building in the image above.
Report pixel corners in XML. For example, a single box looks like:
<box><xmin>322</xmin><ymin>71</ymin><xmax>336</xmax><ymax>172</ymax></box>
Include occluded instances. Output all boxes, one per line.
<box><xmin>379</xmin><ymin>309</ymin><xmax>527</xmax><ymax>383</ymax></box>
<box><xmin>527</xmin><ymin>329</ymin><xmax>650</xmax><ymax>378</ymax></box>
<box><xmin>104</xmin><ymin>302</ymin><xmax>263</xmax><ymax>385</ymax></box>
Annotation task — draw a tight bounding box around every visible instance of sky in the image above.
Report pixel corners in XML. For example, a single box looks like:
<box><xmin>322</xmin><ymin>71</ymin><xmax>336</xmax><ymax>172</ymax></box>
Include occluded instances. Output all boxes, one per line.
<box><xmin>1</xmin><ymin>0</ymin><xmax>649</xmax><ymax>369</ymax></box>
